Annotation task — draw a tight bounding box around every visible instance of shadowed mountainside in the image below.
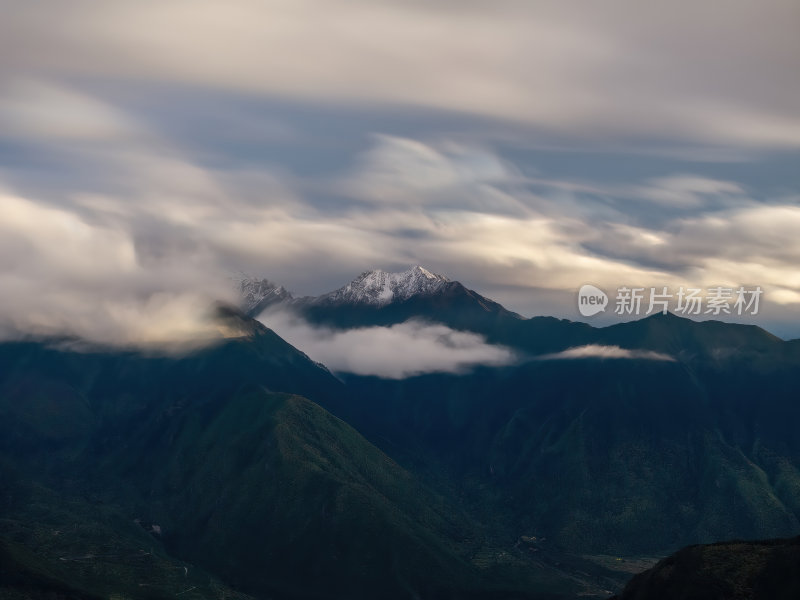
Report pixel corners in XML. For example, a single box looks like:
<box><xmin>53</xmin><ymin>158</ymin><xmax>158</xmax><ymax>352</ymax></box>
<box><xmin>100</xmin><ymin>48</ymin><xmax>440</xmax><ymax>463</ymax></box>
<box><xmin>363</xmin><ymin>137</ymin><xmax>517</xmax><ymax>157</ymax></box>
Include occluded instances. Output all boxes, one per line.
<box><xmin>3</xmin><ymin>298</ymin><xmax>800</xmax><ymax>597</ymax></box>
<box><xmin>0</xmin><ymin>314</ymin><xmax>614</xmax><ymax>599</ymax></box>
<box><xmin>610</xmin><ymin>535</ymin><xmax>800</xmax><ymax>600</ymax></box>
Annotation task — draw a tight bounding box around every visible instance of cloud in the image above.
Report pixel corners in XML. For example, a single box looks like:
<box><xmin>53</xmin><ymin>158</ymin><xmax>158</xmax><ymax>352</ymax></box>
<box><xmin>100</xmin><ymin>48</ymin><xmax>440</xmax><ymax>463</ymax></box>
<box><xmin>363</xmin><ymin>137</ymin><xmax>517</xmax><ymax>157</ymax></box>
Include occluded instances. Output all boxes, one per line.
<box><xmin>342</xmin><ymin>135</ymin><xmax>515</xmax><ymax>207</ymax></box>
<box><xmin>0</xmin><ymin>68</ymin><xmax>797</xmax><ymax>344</ymax></box>
<box><xmin>539</xmin><ymin>345</ymin><xmax>675</xmax><ymax>361</ymax></box>
<box><xmin>0</xmin><ymin>80</ymin><xmax>139</xmax><ymax>142</ymax></box>
<box><xmin>634</xmin><ymin>175</ymin><xmax>747</xmax><ymax>208</ymax></box>
<box><xmin>584</xmin><ymin>203</ymin><xmax>800</xmax><ymax>304</ymax></box>
<box><xmin>0</xmin><ymin>190</ymin><xmax>236</xmax><ymax>349</ymax></box>
<box><xmin>257</xmin><ymin>310</ymin><xmax>516</xmax><ymax>378</ymax></box>
<box><xmin>0</xmin><ymin>4</ymin><xmax>795</xmax><ymax>346</ymax></box>
<box><xmin>0</xmin><ymin>1</ymin><xmax>798</xmax><ymax>148</ymax></box>
<box><xmin>2</xmin><ymin>104</ymin><xmax>798</xmax><ymax>348</ymax></box>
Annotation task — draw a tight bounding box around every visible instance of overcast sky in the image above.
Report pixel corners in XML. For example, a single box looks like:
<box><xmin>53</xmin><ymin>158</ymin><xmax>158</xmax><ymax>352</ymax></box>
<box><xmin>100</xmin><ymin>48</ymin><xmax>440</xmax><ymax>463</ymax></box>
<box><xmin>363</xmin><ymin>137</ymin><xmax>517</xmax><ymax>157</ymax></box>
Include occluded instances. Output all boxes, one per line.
<box><xmin>1</xmin><ymin>0</ymin><xmax>799</xmax><ymax>346</ymax></box>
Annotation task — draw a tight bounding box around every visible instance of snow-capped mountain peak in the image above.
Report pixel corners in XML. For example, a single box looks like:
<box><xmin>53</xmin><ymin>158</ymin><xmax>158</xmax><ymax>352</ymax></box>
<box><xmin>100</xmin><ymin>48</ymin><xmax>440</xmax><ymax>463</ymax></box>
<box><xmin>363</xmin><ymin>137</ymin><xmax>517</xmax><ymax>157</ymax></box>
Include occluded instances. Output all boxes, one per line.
<box><xmin>234</xmin><ymin>266</ymin><xmax>454</xmax><ymax>314</ymax></box>
<box><xmin>236</xmin><ymin>275</ymin><xmax>293</xmax><ymax>315</ymax></box>
<box><xmin>315</xmin><ymin>266</ymin><xmax>451</xmax><ymax>307</ymax></box>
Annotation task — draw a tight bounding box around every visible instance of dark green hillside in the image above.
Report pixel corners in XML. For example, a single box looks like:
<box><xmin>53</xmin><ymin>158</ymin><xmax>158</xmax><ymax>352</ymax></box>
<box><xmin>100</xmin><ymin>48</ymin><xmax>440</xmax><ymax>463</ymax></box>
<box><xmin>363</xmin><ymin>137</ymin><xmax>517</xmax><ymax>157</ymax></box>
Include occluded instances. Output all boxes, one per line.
<box><xmin>595</xmin><ymin>312</ymin><xmax>784</xmax><ymax>362</ymax></box>
<box><xmin>0</xmin><ymin>481</ymin><xmax>256</xmax><ymax>600</ymax></box>
<box><xmin>0</xmin><ymin>323</ymin><xmax>606</xmax><ymax>599</ymax></box>
<box><xmin>340</xmin><ymin>344</ymin><xmax>800</xmax><ymax>555</ymax></box>
<box><xmin>109</xmin><ymin>390</ymin><xmax>489</xmax><ymax>599</ymax></box>
<box><xmin>4</xmin><ymin>306</ymin><xmax>800</xmax><ymax>597</ymax></box>
<box><xmin>611</xmin><ymin>535</ymin><xmax>800</xmax><ymax>600</ymax></box>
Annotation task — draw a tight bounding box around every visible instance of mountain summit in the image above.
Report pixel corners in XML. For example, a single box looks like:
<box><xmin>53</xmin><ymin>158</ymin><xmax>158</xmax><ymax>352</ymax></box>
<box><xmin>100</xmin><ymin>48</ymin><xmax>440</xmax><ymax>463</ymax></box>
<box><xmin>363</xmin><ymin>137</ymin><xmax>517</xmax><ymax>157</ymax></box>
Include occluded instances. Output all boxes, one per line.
<box><xmin>235</xmin><ymin>266</ymin><xmax>523</xmax><ymax>332</ymax></box>
<box><xmin>313</xmin><ymin>266</ymin><xmax>450</xmax><ymax>307</ymax></box>
<box><xmin>235</xmin><ymin>266</ymin><xmax>455</xmax><ymax>315</ymax></box>
<box><xmin>237</xmin><ymin>275</ymin><xmax>293</xmax><ymax>315</ymax></box>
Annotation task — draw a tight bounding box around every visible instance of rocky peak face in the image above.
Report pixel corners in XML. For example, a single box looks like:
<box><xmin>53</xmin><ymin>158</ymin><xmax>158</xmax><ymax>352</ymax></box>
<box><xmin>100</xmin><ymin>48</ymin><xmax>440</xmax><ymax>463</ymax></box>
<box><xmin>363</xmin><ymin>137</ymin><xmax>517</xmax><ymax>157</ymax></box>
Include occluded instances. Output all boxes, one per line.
<box><xmin>313</xmin><ymin>266</ymin><xmax>451</xmax><ymax>306</ymax></box>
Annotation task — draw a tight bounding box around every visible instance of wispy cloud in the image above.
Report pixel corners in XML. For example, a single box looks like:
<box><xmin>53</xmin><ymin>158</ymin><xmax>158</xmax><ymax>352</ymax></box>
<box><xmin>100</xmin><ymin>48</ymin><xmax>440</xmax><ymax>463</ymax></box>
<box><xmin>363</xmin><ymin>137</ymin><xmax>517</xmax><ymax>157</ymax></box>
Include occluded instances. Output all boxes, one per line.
<box><xmin>0</xmin><ymin>191</ymin><xmax>235</xmax><ymax>348</ymax></box>
<box><xmin>257</xmin><ymin>310</ymin><xmax>516</xmax><ymax>378</ymax></box>
<box><xmin>1</xmin><ymin>119</ymin><xmax>800</xmax><ymax>346</ymax></box>
<box><xmin>539</xmin><ymin>345</ymin><xmax>675</xmax><ymax>361</ymax></box>
<box><xmin>0</xmin><ymin>2</ymin><xmax>798</xmax><ymax>344</ymax></box>
<box><xmin>1</xmin><ymin>1</ymin><xmax>798</xmax><ymax>148</ymax></box>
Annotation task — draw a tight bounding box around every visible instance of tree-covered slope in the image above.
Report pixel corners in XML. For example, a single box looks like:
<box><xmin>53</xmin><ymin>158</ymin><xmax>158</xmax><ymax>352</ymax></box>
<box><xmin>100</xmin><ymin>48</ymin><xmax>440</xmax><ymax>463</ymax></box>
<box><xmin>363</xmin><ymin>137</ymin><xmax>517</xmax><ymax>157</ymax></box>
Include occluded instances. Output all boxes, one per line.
<box><xmin>0</xmin><ymin>327</ymin><xmax>606</xmax><ymax>599</ymax></box>
<box><xmin>611</xmin><ymin>535</ymin><xmax>800</xmax><ymax>600</ymax></box>
<box><xmin>340</xmin><ymin>350</ymin><xmax>800</xmax><ymax>555</ymax></box>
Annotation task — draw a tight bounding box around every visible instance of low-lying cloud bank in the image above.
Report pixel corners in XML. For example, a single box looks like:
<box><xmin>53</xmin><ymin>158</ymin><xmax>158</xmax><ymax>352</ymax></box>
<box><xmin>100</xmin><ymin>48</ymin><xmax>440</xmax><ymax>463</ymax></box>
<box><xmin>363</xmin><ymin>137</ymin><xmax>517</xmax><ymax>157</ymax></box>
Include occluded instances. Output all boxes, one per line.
<box><xmin>0</xmin><ymin>191</ymin><xmax>237</xmax><ymax>350</ymax></box>
<box><xmin>539</xmin><ymin>344</ymin><xmax>675</xmax><ymax>362</ymax></box>
<box><xmin>257</xmin><ymin>310</ymin><xmax>516</xmax><ymax>378</ymax></box>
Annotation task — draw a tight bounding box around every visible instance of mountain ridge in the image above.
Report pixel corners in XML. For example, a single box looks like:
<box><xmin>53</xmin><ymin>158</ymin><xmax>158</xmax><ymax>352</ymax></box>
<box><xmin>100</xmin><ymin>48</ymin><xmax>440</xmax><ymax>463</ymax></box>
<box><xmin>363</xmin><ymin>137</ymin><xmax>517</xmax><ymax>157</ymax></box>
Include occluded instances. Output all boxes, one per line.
<box><xmin>236</xmin><ymin>265</ymin><xmax>521</xmax><ymax>318</ymax></box>
<box><xmin>610</xmin><ymin>535</ymin><xmax>800</xmax><ymax>600</ymax></box>
<box><xmin>236</xmin><ymin>268</ymin><xmax>791</xmax><ymax>364</ymax></box>
<box><xmin>0</xmin><ymin>320</ymin><xmax>616</xmax><ymax>599</ymax></box>
<box><xmin>3</xmin><ymin>302</ymin><xmax>800</xmax><ymax>597</ymax></box>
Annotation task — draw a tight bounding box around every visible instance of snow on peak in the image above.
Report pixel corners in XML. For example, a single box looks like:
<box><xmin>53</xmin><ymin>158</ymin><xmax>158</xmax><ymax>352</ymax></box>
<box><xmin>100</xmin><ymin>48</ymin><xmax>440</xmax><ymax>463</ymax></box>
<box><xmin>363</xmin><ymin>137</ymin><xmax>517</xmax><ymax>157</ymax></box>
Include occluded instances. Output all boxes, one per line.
<box><xmin>316</xmin><ymin>266</ymin><xmax>450</xmax><ymax>306</ymax></box>
<box><xmin>236</xmin><ymin>274</ymin><xmax>293</xmax><ymax>314</ymax></box>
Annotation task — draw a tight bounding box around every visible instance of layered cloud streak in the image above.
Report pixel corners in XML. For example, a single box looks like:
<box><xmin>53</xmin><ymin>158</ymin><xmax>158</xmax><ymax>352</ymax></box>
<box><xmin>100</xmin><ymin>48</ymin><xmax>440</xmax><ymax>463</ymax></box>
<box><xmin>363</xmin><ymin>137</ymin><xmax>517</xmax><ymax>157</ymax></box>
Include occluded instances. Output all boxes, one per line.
<box><xmin>2</xmin><ymin>0</ymin><xmax>798</xmax><ymax>148</ymax></box>
<box><xmin>0</xmin><ymin>2</ymin><xmax>799</xmax><ymax>345</ymax></box>
<box><xmin>258</xmin><ymin>310</ymin><xmax>516</xmax><ymax>378</ymax></box>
